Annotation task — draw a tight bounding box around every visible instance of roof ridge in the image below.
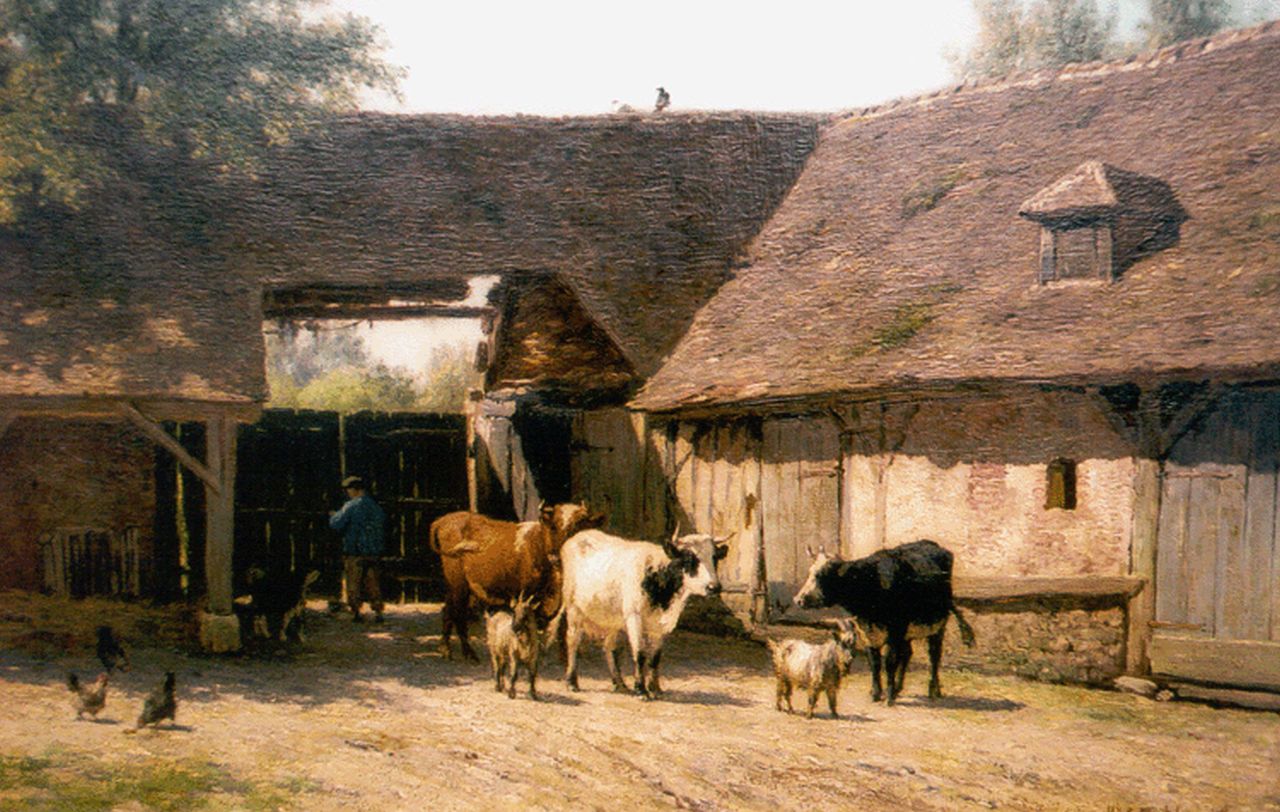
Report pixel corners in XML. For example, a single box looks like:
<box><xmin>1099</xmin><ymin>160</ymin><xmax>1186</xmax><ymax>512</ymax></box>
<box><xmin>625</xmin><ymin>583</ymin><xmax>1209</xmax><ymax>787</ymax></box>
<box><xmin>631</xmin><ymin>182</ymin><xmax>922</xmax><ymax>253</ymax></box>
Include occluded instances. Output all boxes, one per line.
<box><xmin>837</xmin><ymin>18</ymin><xmax>1280</xmax><ymax>123</ymax></box>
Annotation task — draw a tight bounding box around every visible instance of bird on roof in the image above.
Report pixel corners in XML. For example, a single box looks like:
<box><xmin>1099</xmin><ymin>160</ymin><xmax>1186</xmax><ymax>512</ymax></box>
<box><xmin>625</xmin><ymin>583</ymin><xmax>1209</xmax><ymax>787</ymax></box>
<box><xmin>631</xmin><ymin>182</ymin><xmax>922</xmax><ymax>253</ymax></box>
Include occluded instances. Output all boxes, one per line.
<box><xmin>654</xmin><ymin>87</ymin><xmax>670</xmax><ymax>113</ymax></box>
<box><xmin>96</xmin><ymin>625</ymin><xmax>130</xmax><ymax>673</ymax></box>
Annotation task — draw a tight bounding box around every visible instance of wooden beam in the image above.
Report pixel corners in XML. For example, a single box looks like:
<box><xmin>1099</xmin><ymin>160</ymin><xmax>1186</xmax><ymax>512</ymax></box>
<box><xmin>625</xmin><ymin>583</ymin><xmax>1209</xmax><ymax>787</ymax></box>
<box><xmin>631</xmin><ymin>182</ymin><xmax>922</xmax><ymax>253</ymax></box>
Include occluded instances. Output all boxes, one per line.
<box><xmin>1150</xmin><ymin>635</ymin><xmax>1280</xmax><ymax>691</ymax></box>
<box><xmin>1156</xmin><ymin>384</ymin><xmax>1225</xmax><ymax>457</ymax></box>
<box><xmin>262</xmin><ymin>303</ymin><xmax>496</xmax><ymax>321</ymax></box>
<box><xmin>120</xmin><ymin>403</ymin><xmax>221</xmax><ymax>494</ymax></box>
<box><xmin>1127</xmin><ymin>458</ymin><xmax>1161</xmax><ymax>674</ymax></box>
<box><xmin>204</xmin><ymin>415</ymin><xmax>236</xmax><ymax>617</ymax></box>
<box><xmin>0</xmin><ymin>395</ymin><xmax>260</xmax><ymax>423</ymax></box>
<box><xmin>953</xmin><ymin>575</ymin><xmax>1146</xmax><ymax>603</ymax></box>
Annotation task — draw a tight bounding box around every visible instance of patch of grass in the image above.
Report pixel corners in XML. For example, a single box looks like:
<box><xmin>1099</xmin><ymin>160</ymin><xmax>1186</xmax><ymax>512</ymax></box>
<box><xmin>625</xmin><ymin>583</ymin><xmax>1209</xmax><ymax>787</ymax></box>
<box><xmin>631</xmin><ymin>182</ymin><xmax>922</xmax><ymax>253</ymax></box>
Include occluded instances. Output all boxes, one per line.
<box><xmin>0</xmin><ymin>755</ymin><xmax>54</xmax><ymax>791</ymax></box>
<box><xmin>1247</xmin><ymin>205</ymin><xmax>1280</xmax><ymax>236</ymax></box>
<box><xmin>872</xmin><ymin>303</ymin><xmax>934</xmax><ymax>350</ymax></box>
<box><xmin>901</xmin><ymin>167</ymin><xmax>968</xmax><ymax>219</ymax></box>
<box><xmin>0</xmin><ymin>752</ymin><xmax>308</xmax><ymax>812</ymax></box>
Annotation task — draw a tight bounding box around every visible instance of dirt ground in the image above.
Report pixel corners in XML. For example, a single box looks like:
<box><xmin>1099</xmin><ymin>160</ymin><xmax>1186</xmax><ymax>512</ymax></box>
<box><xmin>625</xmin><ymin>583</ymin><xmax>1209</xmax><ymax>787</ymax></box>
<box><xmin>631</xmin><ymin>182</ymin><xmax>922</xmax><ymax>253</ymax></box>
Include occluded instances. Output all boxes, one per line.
<box><xmin>1</xmin><ymin>596</ymin><xmax>1278</xmax><ymax>811</ymax></box>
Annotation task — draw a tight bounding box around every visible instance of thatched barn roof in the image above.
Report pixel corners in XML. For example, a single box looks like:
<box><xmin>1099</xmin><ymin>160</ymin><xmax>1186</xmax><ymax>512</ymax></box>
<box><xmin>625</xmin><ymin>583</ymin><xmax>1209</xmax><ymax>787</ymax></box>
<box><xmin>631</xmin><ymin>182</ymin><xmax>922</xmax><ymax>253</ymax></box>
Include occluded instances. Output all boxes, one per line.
<box><xmin>244</xmin><ymin>112</ymin><xmax>823</xmax><ymax>377</ymax></box>
<box><xmin>634</xmin><ymin>22</ymin><xmax>1280</xmax><ymax>413</ymax></box>
<box><xmin>0</xmin><ymin>112</ymin><xmax>823</xmax><ymax>410</ymax></box>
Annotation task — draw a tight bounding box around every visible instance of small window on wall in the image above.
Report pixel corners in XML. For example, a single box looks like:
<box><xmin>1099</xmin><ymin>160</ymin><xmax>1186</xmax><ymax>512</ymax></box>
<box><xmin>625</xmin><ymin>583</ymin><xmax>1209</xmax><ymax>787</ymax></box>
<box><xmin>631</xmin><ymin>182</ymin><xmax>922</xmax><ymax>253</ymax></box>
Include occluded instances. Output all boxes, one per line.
<box><xmin>1046</xmin><ymin>459</ymin><xmax>1077</xmax><ymax>510</ymax></box>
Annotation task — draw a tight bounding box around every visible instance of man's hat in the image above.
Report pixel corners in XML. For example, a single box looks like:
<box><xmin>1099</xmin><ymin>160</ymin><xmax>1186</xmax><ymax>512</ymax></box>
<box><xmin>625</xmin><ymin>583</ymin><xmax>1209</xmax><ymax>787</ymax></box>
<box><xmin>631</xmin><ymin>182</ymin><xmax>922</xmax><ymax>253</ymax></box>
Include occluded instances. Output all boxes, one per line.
<box><xmin>341</xmin><ymin>475</ymin><xmax>365</xmax><ymax>489</ymax></box>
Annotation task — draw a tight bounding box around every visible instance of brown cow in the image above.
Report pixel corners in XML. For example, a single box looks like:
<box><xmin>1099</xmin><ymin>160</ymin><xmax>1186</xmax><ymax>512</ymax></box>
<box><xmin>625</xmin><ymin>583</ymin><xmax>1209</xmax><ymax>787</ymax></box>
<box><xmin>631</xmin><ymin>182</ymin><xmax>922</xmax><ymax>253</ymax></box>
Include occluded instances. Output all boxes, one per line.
<box><xmin>430</xmin><ymin>502</ymin><xmax>603</xmax><ymax>661</ymax></box>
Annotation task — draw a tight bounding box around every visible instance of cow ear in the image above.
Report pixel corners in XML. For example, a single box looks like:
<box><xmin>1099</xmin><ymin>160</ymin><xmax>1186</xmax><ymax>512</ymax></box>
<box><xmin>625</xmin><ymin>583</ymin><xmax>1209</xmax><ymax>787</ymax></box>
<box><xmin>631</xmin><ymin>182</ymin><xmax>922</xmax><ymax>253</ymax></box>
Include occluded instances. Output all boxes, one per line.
<box><xmin>713</xmin><ymin>540</ymin><xmax>730</xmax><ymax>562</ymax></box>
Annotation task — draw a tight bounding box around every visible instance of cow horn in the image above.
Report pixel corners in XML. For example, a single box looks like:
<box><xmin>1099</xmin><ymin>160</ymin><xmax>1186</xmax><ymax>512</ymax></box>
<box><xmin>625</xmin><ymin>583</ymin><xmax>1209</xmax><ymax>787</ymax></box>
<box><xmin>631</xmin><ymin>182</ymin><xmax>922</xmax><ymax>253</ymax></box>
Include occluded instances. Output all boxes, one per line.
<box><xmin>671</xmin><ymin>526</ymin><xmax>680</xmax><ymax>544</ymax></box>
<box><xmin>805</xmin><ymin>545</ymin><xmax>816</xmax><ymax>560</ymax></box>
<box><xmin>713</xmin><ymin>535</ymin><xmax>731</xmax><ymax>546</ymax></box>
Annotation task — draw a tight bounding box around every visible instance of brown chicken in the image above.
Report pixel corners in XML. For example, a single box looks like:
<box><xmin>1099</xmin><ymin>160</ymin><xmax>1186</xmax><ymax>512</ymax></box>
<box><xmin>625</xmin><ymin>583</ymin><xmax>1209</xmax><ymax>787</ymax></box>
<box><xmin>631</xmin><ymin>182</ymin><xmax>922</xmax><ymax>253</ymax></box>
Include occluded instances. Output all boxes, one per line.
<box><xmin>67</xmin><ymin>672</ymin><xmax>108</xmax><ymax>720</ymax></box>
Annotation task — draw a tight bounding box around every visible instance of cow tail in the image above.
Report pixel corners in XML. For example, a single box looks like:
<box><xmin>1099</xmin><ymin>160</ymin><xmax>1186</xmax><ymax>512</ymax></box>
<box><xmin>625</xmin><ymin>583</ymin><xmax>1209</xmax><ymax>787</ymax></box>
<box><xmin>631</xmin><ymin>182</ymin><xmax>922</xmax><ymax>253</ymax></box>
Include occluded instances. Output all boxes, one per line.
<box><xmin>543</xmin><ymin>605</ymin><xmax>566</xmax><ymax>652</ymax></box>
<box><xmin>951</xmin><ymin>605</ymin><xmax>976</xmax><ymax>647</ymax></box>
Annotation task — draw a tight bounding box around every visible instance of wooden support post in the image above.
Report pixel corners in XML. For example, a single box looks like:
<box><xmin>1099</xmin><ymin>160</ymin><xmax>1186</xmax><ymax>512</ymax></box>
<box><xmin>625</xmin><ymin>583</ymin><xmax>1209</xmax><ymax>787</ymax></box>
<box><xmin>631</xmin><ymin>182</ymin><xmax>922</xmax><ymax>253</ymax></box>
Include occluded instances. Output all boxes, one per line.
<box><xmin>121</xmin><ymin>403</ymin><xmax>221</xmax><ymax>493</ymax></box>
<box><xmin>1127</xmin><ymin>457</ymin><xmax>1161</xmax><ymax>674</ymax></box>
<box><xmin>199</xmin><ymin>414</ymin><xmax>240</xmax><ymax>653</ymax></box>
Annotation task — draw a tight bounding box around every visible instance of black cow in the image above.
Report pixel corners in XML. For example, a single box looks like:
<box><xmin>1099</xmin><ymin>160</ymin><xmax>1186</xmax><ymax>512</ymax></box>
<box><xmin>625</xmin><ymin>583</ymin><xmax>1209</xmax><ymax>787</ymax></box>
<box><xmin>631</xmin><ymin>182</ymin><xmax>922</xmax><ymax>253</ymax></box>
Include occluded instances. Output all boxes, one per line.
<box><xmin>793</xmin><ymin>540</ymin><xmax>975</xmax><ymax>705</ymax></box>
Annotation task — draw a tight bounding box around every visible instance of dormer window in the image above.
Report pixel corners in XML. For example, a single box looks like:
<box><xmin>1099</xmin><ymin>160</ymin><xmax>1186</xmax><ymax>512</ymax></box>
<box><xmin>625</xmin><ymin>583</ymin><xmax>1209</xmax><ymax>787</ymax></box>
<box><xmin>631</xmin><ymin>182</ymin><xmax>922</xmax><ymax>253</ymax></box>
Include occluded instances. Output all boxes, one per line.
<box><xmin>1020</xmin><ymin>161</ymin><xmax>1185</xmax><ymax>285</ymax></box>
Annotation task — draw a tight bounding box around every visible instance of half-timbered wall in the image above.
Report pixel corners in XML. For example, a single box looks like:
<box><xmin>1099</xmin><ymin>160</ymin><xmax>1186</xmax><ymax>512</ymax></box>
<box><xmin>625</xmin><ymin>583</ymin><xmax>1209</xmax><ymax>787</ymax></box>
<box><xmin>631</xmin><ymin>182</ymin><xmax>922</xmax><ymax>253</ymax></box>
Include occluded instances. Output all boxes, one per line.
<box><xmin>847</xmin><ymin>392</ymin><xmax>1136</xmax><ymax>577</ymax></box>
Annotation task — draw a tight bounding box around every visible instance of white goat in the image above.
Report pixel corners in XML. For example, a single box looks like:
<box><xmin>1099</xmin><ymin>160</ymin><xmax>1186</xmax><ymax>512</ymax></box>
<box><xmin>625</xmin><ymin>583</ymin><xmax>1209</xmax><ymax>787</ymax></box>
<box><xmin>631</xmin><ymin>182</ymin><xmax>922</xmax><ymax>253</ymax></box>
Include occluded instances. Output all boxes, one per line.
<box><xmin>766</xmin><ymin>618</ymin><xmax>859</xmax><ymax>719</ymax></box>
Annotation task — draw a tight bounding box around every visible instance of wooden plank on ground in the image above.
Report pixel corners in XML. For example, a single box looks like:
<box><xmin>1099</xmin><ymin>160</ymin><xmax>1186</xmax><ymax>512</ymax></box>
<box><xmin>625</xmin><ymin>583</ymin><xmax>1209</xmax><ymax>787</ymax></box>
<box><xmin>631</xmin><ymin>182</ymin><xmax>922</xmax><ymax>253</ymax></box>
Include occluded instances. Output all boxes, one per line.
<box><xmin>1150</xmin><ymin>635</ymin><xmax>1280</xmax><ymax>691</ymax></box>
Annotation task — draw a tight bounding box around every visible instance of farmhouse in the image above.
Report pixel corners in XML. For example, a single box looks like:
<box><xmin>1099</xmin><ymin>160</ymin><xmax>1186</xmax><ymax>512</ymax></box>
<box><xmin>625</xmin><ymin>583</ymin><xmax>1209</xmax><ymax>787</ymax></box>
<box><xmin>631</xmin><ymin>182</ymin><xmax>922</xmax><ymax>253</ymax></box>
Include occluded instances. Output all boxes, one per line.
<box><xmin>0</xmin><ymin>18</ymin><xmax>1276</xmax><ymax>697</ymax></box>
<box><xmin>630</xmin><ymin>23</ymin><xmax>1280</xmax><ymax>690</ymax></box>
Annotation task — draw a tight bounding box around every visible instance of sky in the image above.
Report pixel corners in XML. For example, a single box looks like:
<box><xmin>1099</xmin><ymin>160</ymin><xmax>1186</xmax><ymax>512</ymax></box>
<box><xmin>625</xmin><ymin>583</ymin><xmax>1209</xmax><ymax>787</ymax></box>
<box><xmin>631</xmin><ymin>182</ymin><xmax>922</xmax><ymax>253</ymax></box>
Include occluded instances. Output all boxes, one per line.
<box><xmin>325</xmin><ymin>0</ymin><xmax>1198</xmax><ymax>116</ymax></box>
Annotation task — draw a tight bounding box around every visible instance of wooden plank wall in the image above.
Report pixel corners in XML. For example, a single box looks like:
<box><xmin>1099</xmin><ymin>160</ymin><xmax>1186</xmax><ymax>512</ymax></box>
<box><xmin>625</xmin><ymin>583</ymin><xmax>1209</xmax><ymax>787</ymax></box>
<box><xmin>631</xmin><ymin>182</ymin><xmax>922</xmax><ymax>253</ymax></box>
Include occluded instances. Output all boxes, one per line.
<box><xmin>760</xmin><ymin>417</ymin><xmax>840</xmax><ymax>608</ymax></box>
<box><xmin>571</xmin><ymin>408</ymin><xmax>668</xmax><ymax>540</ymax></box>
<box><xmin>1155</xmin><ymin>390</ymin><xmax>1280</xmax><ymax>644</ymax></box>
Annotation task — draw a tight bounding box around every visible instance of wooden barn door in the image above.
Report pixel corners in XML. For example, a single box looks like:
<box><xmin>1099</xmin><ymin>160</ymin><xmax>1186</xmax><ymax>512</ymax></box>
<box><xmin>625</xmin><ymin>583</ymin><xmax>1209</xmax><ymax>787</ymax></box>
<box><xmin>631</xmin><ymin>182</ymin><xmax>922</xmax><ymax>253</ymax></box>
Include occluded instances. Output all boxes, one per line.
<box><xmin>234</xmin><ymin>410</ymin><xmax>468</xmax><ymax>601</ymax></box>
<box><xmin>760</xmin><ymin>417</ymin><xmax>841</xmax><ymax>612</ymax></box>
<box><xmin>1151</xmin><ymin>390</ymin><xmax>1280</xmax><ymax>691</ymax></box>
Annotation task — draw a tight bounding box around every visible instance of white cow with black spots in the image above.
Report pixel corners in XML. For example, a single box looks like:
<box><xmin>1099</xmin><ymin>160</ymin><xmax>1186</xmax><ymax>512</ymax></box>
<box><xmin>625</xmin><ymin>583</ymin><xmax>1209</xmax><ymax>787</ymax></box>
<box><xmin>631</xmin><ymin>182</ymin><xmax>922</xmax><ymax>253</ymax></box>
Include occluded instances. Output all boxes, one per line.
<box><xmin>549</xmin><ymin>528</ymin><xmax>729</xmax><ymax>698</ymax></box>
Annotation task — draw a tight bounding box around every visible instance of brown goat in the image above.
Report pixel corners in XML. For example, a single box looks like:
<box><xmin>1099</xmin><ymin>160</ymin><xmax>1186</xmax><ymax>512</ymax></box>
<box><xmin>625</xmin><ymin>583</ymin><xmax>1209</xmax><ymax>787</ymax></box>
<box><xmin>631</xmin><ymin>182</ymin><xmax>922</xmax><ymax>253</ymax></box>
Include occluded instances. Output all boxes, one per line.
<box><xmin>485</xmin><ymin>593</ymin><xmax>543</xmax><ymax>699</ymax></box>
<box><xmin>430</xmin><ymin>502</ymin><xmax>603</xmax><ymax>661</ymax></box>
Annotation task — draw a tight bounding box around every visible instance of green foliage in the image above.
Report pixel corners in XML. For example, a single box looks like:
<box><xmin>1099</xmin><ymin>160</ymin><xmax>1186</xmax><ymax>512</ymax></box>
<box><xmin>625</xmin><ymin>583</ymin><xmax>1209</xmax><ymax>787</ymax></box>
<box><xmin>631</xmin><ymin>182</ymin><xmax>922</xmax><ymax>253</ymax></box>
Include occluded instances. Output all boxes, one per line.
<box><xmin>872</xmin><ymin>303</ymin><xmax>935</xmax><ymax>350</ymax></box>
<box><xmin>275</xmin><ymin>364</ymin><xmax>418</xmax><ymax>413</ymax></box>
<box><xmin>901</xmin><ymin>166</ymin><xmax>969</xmax><ymax>219</ymax></box>
<box><xmin>1143</xmin><ymin>0</ymin><xmax>1230</xmax><ymax>46</ymax></box>
<box><xmin>414</xmin><ymin>342</ymin><xmax>480</xmax><ymax>414</ymax></box>
<box><xmin>953</xmin><ymin>0</ymin><xmax>1116</xmax><ymax>79</ymax></box>
<box><xmin>0</xmin><ymin>0</ymin><xmax>402</xmax><ymax>221</ymax></box>
<box><xmin>265</xmin><ymin>325</ymin><xmax>479</xmax><ymax>414</ymax></box>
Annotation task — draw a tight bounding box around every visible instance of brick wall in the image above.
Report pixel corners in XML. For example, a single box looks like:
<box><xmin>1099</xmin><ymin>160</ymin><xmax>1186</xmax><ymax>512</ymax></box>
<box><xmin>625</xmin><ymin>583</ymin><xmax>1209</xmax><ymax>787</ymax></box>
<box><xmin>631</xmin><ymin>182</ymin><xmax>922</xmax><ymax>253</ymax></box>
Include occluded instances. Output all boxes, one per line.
<box><xmin>0</xmin><ymin>418</ymin><xmax>156</xmax><ymax>591</ymax></box>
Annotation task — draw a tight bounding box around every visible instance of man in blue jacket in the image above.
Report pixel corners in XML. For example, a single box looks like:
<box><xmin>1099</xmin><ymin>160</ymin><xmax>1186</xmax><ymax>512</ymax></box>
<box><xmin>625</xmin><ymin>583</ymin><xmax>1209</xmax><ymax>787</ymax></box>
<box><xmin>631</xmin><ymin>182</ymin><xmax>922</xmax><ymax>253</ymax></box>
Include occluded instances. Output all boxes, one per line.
<box><xmin>329</xmin><ymin>475</ymin><xmax>387</xmax><ymax>623</ymax></box>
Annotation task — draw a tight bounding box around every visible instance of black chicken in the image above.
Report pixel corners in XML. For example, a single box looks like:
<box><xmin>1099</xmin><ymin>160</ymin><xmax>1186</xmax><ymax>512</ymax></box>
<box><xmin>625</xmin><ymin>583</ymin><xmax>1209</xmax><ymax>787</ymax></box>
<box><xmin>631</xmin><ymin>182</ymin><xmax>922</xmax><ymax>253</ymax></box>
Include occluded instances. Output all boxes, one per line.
<box><xmin>135</xmin><ymin>671</ymin><xmax>176</xmax><ymax>730</ymax></box>
<box><xmin>96</xmin><ymin>626</ymin><xmax>130</xmax><ymax>673</ymax></box>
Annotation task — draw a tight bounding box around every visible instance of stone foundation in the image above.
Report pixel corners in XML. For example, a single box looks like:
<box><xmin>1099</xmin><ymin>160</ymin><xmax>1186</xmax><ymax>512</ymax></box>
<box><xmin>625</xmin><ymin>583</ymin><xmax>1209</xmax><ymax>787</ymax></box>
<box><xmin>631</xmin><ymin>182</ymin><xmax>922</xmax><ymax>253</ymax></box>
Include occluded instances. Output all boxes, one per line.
<box><xmin>199</xmin><ymin>611</ymin><xmax>242</xmax><ymax>653</ymax></box>
<box><xmin>944</xmin><ymin>604</ymin><xmax>1126</xmax><ymax>685</ymax></box>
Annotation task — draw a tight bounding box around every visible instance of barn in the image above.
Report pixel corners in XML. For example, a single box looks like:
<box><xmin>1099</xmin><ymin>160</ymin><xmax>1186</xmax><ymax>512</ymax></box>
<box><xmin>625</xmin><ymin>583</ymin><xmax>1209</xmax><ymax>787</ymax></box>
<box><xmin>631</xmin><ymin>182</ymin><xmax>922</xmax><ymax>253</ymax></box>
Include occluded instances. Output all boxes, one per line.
<box><xmin>628</xmin><ymin>23</ymin><xmax>1280</xmax><ymax>693</ymax></box>
<box><xmin>0</xmin><ymin>111</ymin><xmax>821</xmax><ymax>650</ymax></box>
<box><xmin>2</xmin><ymin>20</ymin><xmax>1277</xmax><ymax>699</ymax></box>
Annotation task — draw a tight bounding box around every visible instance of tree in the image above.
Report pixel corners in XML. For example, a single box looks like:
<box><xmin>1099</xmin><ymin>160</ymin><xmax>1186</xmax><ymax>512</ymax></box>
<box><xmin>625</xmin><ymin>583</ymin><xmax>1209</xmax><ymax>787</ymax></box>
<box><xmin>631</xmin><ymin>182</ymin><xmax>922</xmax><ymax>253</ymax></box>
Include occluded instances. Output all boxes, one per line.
<box><xmin>1142</xmin><ymin>0</ymin><xmax>1230</xmax><ymax>47</ymax></box>
<box><xmin>0</xmin><ymin>0</ymin><xmax>401</xmax><ymax>221</ymax></box>
<box><xmin>415</xmin><ymin>342</ymin><xmax>480</xmax><ymax>414</ymax></box>
<box><xmin>1027</xmin><ymin>0</ymin><xmax>1115</xmax><ymax>66</ymax></box>
<box><xmin>953</xmin><ymin>0</ymin><xmax>1117</xmax><ymax>80</ymax></box>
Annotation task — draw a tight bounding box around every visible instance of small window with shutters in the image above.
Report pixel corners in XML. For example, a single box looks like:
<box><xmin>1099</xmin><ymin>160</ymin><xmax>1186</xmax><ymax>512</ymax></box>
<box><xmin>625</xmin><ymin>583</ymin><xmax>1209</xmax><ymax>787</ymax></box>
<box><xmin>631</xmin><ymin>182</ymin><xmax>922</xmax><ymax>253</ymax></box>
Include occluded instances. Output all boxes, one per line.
<box><xmin>1045</xmin><ymin>459</ymin><xmax>1077</xmax><ymax>510</ymax></box>
<box><xmin>1040</xmin><ymin>224</ymin><xmax>1113</xmax><ymax>282</ymax></box>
